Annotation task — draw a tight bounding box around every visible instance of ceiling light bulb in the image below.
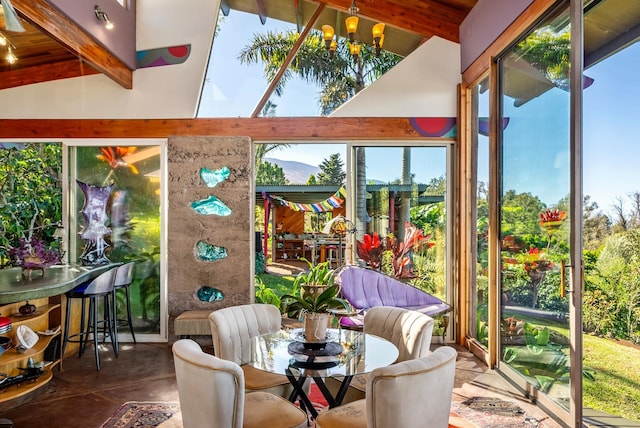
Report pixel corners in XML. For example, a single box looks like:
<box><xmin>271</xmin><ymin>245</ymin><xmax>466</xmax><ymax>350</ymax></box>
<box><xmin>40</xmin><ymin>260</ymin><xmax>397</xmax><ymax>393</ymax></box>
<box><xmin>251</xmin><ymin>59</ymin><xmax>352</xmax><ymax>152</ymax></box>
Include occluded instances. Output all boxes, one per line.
<box><xmin>6</xmin><ymin>47</ymin><xmax>17</xmax><ymax>64</ymax></box>
<box><xmin>0</xmin><ymin>35</ymin><xmax>6</xmax><ymax>47</ymax></box>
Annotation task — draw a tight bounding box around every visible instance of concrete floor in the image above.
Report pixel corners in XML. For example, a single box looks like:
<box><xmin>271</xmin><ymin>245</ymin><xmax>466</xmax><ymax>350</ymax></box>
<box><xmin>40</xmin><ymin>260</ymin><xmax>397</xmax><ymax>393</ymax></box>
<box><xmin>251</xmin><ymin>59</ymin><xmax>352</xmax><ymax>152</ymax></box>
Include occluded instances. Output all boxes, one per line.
<box><xmin>0</xmin><ymin>341</ymin><xmax>627</xmax><ymax>428</ymax></box>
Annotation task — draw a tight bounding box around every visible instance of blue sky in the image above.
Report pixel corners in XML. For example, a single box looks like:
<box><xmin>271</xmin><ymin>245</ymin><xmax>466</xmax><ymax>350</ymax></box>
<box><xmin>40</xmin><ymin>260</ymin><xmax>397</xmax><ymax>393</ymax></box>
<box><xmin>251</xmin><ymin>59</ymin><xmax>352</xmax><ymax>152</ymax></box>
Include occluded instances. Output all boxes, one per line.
<box><xmin>198</xmin><ymin>9</ymin><xmax>640</xmax><ymax>213</ymax></box>
<box><xmin>198</xmin><ymin>11</ymin><xmax>322</xmax><ymax>117</ymax></box>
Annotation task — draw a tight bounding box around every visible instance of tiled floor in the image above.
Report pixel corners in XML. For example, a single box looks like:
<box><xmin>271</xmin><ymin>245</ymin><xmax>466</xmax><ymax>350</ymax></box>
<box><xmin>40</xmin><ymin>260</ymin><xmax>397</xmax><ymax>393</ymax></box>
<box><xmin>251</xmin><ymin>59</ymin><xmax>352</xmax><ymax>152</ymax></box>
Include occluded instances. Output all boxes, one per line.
<box><xmin>0</xmin><ymin>342</ymin><xmax>180</xmax><ymax>427</ymax></box>
<box><xmin>0</xmin><ymin>340</ymin><xmax>628</xmax><ymax>428</ymax></box>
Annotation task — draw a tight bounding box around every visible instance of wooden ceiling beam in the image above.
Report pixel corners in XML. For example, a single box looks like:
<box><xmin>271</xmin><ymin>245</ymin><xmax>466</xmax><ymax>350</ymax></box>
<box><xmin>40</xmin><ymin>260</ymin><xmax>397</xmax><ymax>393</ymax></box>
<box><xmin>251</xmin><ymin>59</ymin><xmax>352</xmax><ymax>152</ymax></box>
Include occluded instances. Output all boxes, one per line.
<box><xmin>11</xmin><ymin>0</ymin><xmax>133</xmax><ymax>89</ymax></box>
<box><xmin>0</xmin><ymin>118</ymin><xmax>431</xmax><ymax>140</ymax></box>
<box><xmin>0</xmin><ymin>59</ymin><xmax>100</xmax><ymax>90</ymax></box>
<box><xmin>314</xmin><ymin>0</ymin><xmax>468</xmax><ymax>42</ymax></box>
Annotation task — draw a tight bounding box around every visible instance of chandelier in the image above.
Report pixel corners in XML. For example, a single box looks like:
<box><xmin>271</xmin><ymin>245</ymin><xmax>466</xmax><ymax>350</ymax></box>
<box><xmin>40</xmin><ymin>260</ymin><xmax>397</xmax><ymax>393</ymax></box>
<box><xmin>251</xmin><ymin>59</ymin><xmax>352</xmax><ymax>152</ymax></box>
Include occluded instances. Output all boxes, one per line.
<box><xmin>321</xmin><ymin>0</ymin><xmax>386</xmax><ymax>60</ymax></box>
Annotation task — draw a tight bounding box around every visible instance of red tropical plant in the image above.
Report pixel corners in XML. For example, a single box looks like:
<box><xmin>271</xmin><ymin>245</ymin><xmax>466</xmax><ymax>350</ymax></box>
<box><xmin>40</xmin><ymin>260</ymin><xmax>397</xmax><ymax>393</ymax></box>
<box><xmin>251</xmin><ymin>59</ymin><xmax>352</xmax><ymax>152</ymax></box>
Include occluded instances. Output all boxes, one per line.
<box><xmin>356</xmin><ymin>232</ymin><xmax>384</xmax><ymax>269</ymax></box>
<box><xmin>539</xmin><ymin>208</ymin><xmax>566</xmax><ymax>233</ymax></box>
<box><xmin>384</xmin><ymin>222</ymin><xmax>434</xmax><ymax>279</ymax></box>
<box><xmin>357</xmin><ymin>222</ymin><xmax>434</xmax><ymax>279</ymax></box>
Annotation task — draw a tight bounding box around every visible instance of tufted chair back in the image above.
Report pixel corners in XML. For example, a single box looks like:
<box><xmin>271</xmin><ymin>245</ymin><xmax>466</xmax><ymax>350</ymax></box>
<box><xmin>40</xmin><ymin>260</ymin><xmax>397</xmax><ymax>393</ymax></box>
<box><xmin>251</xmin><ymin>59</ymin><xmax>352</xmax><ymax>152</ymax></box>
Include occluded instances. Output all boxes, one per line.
<box><xmin>173</xmin><ymin>339</ymin><xmax>308</xmax><ymax>428</ymax></box>
<box><xmin>363</xmin><ymin>306</ymin><xmax>434</xmax><ymax>362</ymax></box>
<box><xmin>315</xmin><ymin>346</ymin><xmax>457</xmax><ymax>428</ymax></box>
<box><xmin>367</xmin><ymin>345</ymin><xmax>457</xmax><ymax>427</ymax></box>
<box><xmin>209</xmin><ymin>304</ymin><xmax>282</xmax><ymax>365</ymax></box>
<box><xmin>173</xmin><ymin>339</ymin><xmax>245</xmax><ymax>428</ymax></box>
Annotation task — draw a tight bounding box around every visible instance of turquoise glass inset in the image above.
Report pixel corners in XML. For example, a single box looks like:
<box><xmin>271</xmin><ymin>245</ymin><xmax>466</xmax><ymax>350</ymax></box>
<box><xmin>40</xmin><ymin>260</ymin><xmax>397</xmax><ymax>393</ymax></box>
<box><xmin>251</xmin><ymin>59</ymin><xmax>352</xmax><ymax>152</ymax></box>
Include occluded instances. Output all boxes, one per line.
<box><xmin>191</xmin><ymin>196</ymin><xmax>231</xmax><ymax>216</ymax></box>
<box><xmin>196</xmin><ymin>240</ymin><xmax>228</xmax><ymax>262</ymax></box>
<box><xmin>197</xmin><ymin>286</ymin><xmax>225</xmax><ymax>302</ymax></box>
<box><xmin>200</xmin><ymin>166</ymin><xmax>230</xmax><ymax>187</ymax></box>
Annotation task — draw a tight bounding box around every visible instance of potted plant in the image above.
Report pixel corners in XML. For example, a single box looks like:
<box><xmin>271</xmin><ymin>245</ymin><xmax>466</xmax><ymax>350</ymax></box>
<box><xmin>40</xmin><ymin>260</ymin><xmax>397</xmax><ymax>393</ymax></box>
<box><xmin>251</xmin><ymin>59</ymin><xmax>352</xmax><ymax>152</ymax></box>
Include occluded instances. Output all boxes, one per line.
<box><xmin>293</xmin><ymin>258</ymin><xmax>335</xmax><ymax>300</ymax></box>
<box><xmin>282</xmin><ymin>282</ymin><xmax>350</xmax><ymax>342</ymax></box>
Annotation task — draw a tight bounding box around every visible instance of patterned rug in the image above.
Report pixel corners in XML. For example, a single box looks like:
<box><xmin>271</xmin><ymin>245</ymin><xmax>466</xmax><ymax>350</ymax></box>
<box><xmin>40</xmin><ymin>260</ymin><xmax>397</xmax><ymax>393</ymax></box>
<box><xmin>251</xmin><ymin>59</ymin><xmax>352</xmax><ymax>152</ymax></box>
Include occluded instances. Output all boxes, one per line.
<box><xmin>100</xmin><ymin>401</ymin><xmax>181</xmax><ymax>428</ymax></box>
<box><xmin>100</xmin><ymin>394</ymin><xmax>542</xmax><ymax>428</ymax></box>
<box><xmin>450</xmin><ymin>397</ymin><xmax>543</xmax><ymax>428</ymax></box>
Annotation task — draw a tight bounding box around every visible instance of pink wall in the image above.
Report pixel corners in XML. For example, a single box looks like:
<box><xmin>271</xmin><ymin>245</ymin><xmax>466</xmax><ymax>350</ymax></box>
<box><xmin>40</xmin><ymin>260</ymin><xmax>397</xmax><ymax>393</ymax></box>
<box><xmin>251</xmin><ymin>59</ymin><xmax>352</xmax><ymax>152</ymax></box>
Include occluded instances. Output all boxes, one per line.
<box><xmin>48</xmin><ymin>0</ymin><xmax>136</xmax><ymax>70</ymax></box>
<box><xmin>459</xmin><ymin>0</ymin><xmax>533</xmax><ymax>73</ymax></box>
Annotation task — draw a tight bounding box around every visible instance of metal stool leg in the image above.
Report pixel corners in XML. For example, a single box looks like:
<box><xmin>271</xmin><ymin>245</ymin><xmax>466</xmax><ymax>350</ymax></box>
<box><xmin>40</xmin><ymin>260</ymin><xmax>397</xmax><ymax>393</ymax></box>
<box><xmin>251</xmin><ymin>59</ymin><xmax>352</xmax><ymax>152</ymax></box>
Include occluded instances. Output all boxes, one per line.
<box><xmin>91</xmin><ymin>296</ymin><xmax>100</xmax><ymax>371</ymax></box>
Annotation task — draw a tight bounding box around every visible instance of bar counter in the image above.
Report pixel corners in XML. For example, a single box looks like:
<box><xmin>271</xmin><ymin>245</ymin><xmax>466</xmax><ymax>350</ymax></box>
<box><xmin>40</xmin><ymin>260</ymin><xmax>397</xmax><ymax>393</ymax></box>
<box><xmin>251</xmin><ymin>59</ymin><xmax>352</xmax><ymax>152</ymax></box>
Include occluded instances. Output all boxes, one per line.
<box><xmin>0</xmin><ymin>263</ymin><xmax>121</xmax><ymax>408</ymax></box>
<box><xmin>0</xmin><ymin>264</ymin><xmax>116</xmax><ymax>304</ymax></box>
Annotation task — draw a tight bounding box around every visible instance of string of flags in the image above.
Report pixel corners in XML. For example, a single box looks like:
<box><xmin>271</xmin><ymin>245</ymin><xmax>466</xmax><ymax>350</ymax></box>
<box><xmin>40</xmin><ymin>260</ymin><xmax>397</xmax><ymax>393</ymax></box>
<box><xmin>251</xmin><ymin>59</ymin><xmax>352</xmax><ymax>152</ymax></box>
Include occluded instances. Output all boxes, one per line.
<box><xmin>264</xmin><ymin>187</ymin><xmax>346</xmax><ymax>212</ymax></box>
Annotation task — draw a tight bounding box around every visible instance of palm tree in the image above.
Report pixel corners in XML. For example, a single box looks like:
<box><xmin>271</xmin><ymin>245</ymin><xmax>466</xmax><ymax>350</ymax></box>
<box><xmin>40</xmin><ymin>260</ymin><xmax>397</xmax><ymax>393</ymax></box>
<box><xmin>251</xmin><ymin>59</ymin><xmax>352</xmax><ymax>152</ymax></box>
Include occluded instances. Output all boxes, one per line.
<box><xmin>239</xmin><ymin>27</ymin><xmax>401</xmax><ymax>238</ymax></box>
<box><xmin>238</xmin><ymin>29</ymin><xmax>400</xmax><ymax>115</ymax></box>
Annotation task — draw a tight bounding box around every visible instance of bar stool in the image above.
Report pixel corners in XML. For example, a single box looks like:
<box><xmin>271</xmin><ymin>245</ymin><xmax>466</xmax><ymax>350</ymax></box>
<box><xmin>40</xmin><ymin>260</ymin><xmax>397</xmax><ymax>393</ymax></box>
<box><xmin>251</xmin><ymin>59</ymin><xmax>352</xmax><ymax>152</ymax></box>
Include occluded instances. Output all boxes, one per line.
<box><xmin>112</xmin><ymin>262</ymin><xmax>137</xmax><ymax>343</ymax></box>
<box><xmin>62</xmin><ymin>266</ymin><xmax>118</xmax><ymax>370</ymax></box>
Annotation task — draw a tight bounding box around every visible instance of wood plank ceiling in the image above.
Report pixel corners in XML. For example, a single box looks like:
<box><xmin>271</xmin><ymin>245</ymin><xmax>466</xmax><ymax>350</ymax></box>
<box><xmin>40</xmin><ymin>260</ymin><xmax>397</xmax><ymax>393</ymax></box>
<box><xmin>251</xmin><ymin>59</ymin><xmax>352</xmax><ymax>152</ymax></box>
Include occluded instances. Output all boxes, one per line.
<box><xmin>0</xmin><ymin>0</ymin><xmax>477</xmax><ymax>90</ymax></box>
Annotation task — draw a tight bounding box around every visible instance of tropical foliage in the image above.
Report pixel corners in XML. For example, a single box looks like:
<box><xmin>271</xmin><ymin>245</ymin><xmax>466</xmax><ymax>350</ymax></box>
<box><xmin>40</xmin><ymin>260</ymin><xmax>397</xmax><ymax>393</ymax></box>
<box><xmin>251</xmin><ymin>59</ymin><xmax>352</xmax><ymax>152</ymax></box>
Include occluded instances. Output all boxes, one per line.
<box><xmin>281</xmin><ymin>282</ymin><xmax>350</xmax><ymax>318</ymax></box>
<box><xmin>0</xmin><ymin>144</ymin><xmax>62</xmax><ymax>268</ymax></box>
<box><xmin>292</xmin><ymin>259</ymin><xmax>335</xmax><ymax>288</ymax></box>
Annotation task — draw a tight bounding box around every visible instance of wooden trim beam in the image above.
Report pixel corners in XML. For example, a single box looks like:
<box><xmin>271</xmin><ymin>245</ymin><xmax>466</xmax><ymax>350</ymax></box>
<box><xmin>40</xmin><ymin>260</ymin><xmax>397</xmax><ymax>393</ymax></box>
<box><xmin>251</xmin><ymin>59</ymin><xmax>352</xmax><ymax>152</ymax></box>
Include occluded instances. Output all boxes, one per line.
<box><xmin>0</xmin><ymin>59</ymin><xmax>100</xmax><ymax>90</ymax></box>
<box><xmin>315</xmin><ymin>0</ymin><xmax>467</xmax><ymax>43</ymax></box>
<box><xmin>0</xmin><ymin>118</ymin><xmax>429</xmax><ymax>140</ymax></box>
<box><xmin>11</xmin><ymin>0</ymin><xmax>133</xmax><ymax>89</ymax></box>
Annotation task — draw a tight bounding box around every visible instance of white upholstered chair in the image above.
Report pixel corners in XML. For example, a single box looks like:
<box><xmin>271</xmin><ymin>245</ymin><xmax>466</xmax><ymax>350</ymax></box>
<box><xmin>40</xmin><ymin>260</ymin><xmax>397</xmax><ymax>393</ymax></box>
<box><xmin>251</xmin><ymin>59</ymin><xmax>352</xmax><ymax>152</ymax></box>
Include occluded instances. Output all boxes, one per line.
<box><xmin>328</xmin><ymin>305</ymin><xmax>435</xmax><ymax>402</ymax></box>
<box><xmin>172</xmin><ymin>339</ymin><xmax>308</xmax><ymax>428</ymax></box>
<box><xmin>316</xmin><ymin>346</ymin><xmax>457</xmax><ymax>428</ymax></box>
<box><xmin>208</xmin><ymin>303</ymin><xmax>293</xmax><ymax>397</ymax></box>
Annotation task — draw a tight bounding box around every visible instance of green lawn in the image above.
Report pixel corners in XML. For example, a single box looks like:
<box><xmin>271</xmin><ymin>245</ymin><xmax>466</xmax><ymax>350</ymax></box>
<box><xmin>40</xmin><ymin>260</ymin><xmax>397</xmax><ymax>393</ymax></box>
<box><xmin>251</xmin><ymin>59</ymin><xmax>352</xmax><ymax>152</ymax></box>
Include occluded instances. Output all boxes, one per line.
<box><xmin>583</xmin><ymin>334</ymin><xmax>640</xmax><ymax>421</ymax></box>
<box><xmin>256</xmin><ymin>272</ymin><xmax>296</xmax><ymax>297</ymax></box>
<box><xmin>502</xmin><ymin>313</ymin><xmax>640</xmax><ymax>422</ymax></box>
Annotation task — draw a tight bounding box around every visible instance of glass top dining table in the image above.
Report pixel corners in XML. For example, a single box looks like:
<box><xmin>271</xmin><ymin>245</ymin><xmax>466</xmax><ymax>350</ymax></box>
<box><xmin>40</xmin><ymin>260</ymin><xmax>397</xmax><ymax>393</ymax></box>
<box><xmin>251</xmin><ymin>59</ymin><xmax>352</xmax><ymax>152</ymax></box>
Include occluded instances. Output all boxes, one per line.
<box><xmin>249</xmin><ymin>327</ymin><xmax>399</xmax><ymax>418</ymax></box>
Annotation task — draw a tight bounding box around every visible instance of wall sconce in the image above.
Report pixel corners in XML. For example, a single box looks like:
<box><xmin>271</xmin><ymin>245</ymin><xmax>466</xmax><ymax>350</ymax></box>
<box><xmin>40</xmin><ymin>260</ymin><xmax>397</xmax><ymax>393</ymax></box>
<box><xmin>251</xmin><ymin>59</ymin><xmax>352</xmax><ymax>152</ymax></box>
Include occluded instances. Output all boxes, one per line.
<box><xmin>94</xmin><ymin>5</ymin><xmax>114</xmax><ymax>30</ymax></box>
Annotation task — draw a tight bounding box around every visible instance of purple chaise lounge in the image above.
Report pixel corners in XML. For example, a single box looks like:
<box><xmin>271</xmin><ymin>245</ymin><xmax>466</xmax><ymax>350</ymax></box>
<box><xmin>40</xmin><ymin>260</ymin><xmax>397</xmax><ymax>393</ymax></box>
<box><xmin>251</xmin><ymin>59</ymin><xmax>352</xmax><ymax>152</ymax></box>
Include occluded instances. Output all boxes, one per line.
<box><xmin>334</xmin><ymin>265</ymin><xmax>451</xmax><ymax>330</ymax></box>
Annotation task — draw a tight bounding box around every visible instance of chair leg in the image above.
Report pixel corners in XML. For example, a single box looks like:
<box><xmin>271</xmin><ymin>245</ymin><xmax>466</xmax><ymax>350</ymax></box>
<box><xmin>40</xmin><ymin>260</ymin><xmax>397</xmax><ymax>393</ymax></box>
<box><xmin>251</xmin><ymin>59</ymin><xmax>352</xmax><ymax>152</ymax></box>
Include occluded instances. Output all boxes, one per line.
<box><xmin>79</xmin><ymin>297</ymin><xmax>88</xmax><ymax>357</ymax></box>
<box><xmin>124</xmin><ymin>286</ymin><xmax>136</xmax><ymax>343</ymax></box>
<box><xmin>107</xmin><ymin>292</ymin><xmax>119</xmax><ymax>357</ymax></box>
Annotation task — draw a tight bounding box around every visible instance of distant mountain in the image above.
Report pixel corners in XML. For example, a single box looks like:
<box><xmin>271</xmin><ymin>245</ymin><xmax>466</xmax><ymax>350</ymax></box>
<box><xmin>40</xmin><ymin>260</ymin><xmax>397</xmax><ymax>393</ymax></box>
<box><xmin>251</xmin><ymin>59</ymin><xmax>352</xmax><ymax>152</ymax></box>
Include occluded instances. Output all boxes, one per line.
<box><xmin>264</xmin><ymin>157</ymin><xmax>320</xmax><ymax>184</ymax></box>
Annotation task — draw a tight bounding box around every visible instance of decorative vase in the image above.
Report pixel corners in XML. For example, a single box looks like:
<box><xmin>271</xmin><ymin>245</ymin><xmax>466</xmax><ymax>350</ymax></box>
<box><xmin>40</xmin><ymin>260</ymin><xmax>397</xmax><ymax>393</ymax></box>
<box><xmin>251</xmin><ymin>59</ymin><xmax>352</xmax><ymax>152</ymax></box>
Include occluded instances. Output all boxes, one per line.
<box><xmin>77</xmin><ymin>180</ymin><xmax>114</xmax><ymax>266</ymax></box>
<box><xmin>19</xmin><ymin>301</ymin><xmax>36</xmax><ymax>315</ymax></box>
<box><xmin>304</xmin><ymin>312</ymin><xmax>330</xmax><ymax>342</ymax></box>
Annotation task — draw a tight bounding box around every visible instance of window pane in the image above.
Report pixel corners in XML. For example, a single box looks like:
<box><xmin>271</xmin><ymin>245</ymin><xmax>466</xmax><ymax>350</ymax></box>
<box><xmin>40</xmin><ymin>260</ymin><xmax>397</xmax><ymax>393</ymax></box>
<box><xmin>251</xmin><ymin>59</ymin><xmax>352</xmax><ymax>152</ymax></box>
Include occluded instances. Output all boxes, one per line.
<box><xmin>471</xmin><ymin>77</ymin><xmax>490</xmax><ymax>347</ymax></box>
<box><xmin>499</xmin><ymin>6</ymin><xmax>571</xmax><ymax>409</ymax></box>
<box><xmin>353</xmin><ymin>146</ymin><xmax>449</xmax><ymax>301</ymax></box>
<box><xmin>71</xmin><ymin>146</ymin><xmax>161</xmax><ymax>335</ymax></box>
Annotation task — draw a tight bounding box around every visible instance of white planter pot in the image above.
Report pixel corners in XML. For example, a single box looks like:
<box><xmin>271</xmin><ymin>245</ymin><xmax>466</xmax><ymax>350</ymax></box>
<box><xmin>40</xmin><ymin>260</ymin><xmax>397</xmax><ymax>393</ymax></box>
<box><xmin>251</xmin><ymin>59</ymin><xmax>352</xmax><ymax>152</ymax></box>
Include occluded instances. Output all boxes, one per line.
<box><xmin>304</xmin><ymin>312</ymin><xmax>330</xmax><ymax>342</ymax></box>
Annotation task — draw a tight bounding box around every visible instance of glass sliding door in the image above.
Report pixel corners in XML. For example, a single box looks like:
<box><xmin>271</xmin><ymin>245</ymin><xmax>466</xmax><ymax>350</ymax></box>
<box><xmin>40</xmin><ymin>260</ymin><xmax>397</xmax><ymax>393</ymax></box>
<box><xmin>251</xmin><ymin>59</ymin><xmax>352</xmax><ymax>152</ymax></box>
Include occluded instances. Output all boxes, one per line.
<box><xmin>67</xmin><ymin>141</ymin><xmax>165</xmax><ymax>340</ymax></box>
<box><xmin>350</xmin><ymin>144</ymin><xmax>452</xmax><ymax>338</ymax></box>
<box><xmin>497</xmin><ymin>4</ymin><xmax>577</xmax><ymax>423</ymax></box>
<box><xmin>470</xmin><ymin>76</ymin><xmax>490</xmax><ymax>350</ymax></box>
